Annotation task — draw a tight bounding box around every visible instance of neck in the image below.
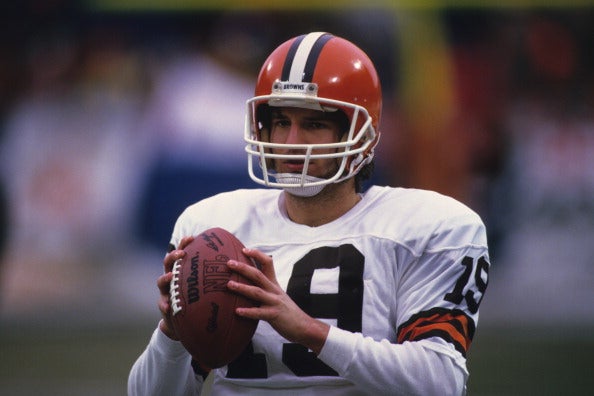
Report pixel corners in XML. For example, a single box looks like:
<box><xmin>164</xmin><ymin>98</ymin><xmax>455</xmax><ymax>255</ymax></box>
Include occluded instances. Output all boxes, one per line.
<box><xmin>282</xmin><ymin>180</ymin><xmax>361</xmax><ymax>227</ymax></box>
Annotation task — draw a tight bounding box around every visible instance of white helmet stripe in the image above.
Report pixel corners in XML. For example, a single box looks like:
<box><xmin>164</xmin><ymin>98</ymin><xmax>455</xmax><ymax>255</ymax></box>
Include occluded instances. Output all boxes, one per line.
<box><xmin>283</xmin><ymin>32</ymin><xmax>332</xmax><ymax>82</ymax></box>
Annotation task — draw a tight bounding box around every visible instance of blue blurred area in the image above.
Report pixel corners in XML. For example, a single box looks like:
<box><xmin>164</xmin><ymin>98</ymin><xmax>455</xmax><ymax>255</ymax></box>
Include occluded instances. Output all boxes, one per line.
<box><xmin>136</xmin><ymin>161</ymin><xmax>256</xmax><ymax>250</ymax></box>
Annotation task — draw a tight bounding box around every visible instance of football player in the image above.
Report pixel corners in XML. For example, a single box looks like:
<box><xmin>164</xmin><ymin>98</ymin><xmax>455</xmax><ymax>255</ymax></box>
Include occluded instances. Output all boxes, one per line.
<box><xmin>129</xmin><ymin>32</ymin><xmax>490</xmax><ymax>395</ymax></box>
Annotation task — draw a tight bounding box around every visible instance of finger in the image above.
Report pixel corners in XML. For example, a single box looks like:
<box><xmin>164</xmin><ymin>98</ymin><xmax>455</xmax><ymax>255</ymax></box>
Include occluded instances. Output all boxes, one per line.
<box><xmin>158</xmin><ymin>292</ymin><xmax>172</xmax><ymax>316</ymax></box>
<box><xmin>157</xmin><ymin>272</ymin><xmax>173</xmax><ymax>295</ymax></box>
<box><xmin>158</xmin><ymin>273</ymin><xmax>175</xmax><ymax>317</ymax></box>
<box><xmin>162</xmin><ymin>236</ymin><xmax>194</xmax><ymax>273</ymax></box>
<box><xmin>227</xmin><ymin>259</ymin><xmax>274</xmax><ymax>290</ymax></box>
<box><xmin>157</xmin><ymin>294</ymin><xmax>179</xmax><ymax>340</ymax></box>
<box><xmin>178</xmin><ymin>236</ymin><xmax>195</xmax><ymax>250</ymax></box>
<box><xmin>242</xmin><ymin>248</ymin><xmax>276</xmax><ymax>279</ymax></box>
<box><xmin>163</xmin><ymin>250</ymin><xmax>185</xmax><ymax>273</ymax></box>
<box><xmin>227</xmin><ymin>279</ymin><xmax>277</xmax><ymax>304</ymax></box>
<box><xmin>235</xmin><ymin>305</ymin><xmax>275</xmax><ymax>321</ymax></box>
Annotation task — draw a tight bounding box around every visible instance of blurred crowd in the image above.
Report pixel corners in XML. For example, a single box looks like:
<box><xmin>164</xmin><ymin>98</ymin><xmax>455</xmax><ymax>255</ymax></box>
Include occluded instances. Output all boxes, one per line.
<box><xmin>0</xmin><ymin>4</ymin><xmax>593</xmax><ymax>327</ymax></box>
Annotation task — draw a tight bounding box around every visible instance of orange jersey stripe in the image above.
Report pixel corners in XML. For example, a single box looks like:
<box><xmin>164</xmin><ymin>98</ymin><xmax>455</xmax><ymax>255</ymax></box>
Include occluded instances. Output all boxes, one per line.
<box><xmin>397</xmin><ymin>308</ymin><xmax>476</xmax><ymax>357</ymax></box>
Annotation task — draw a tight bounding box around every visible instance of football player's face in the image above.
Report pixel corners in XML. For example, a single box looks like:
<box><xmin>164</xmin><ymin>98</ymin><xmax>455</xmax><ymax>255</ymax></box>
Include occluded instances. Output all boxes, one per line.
<box><xmin>268</xmin><ymin>107</ymin><xmax>343</xmax><ymax>178</ymax></box>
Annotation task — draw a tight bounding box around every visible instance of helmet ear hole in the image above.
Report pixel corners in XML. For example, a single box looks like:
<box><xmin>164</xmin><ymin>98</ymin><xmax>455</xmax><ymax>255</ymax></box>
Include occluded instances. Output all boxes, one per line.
<box><xmin>256</xmin><ymin>104</ymin><xmax>271</xmax><ymax>135</ymax></box>
<box><xmin>350</xmin><ymin>152</ymin><xmax>372</xmax><ymax>172</ymax></box>
<box><xmin>333</xmin><ymin>110</ymin><xmax>350</xmax><ymax>140</ymax></box>
<box><xmin>351</xmin><ymin>154</ymin><xmax>364</xmax><ymax>168</ymax></box>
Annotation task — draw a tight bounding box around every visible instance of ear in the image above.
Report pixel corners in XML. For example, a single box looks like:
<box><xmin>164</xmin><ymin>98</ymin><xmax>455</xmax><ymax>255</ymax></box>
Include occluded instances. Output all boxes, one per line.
<box><xmin>259</xmin><ymin>127</ymin><xmax>270</xmax><ymax>143</ymax></box>
<box><xmin>257</xmin><ymin>127</ymin><xmax>276</xmax><ymax>171</ymax></box>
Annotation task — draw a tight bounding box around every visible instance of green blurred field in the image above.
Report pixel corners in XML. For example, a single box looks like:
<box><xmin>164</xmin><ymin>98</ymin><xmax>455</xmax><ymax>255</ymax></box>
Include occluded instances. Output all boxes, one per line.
<box><xmin>1</xmin><ymin>321</ymin><xmax>593</xmax><ymax>396</ymax></box>
<box><xmin>467</xmin><ymin>326</ymin><xmax>594</xmax><ymax>395</ymax></box>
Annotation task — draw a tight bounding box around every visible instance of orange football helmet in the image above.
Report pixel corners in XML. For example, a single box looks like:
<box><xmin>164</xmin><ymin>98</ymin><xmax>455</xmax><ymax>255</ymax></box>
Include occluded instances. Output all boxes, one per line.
<box><xmin>245</xmin><ymin>32</ymin><xmax>382</xmax><ymax>196</ymax></box>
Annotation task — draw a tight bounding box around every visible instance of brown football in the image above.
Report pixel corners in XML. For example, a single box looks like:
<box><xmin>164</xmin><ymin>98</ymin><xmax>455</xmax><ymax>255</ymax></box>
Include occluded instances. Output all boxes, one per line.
<box><xmin>169</xmin><ymin>227</ymin><xmax>259</xmax><ymax>368</ymax></box>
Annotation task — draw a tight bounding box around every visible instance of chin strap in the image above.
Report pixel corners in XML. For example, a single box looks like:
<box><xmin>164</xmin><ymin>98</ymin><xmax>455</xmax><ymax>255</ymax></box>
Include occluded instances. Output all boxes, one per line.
<box><xmin>273</xmin><ymin>173</ymin><xmax>327</xmax><ymax>197</ymax></box>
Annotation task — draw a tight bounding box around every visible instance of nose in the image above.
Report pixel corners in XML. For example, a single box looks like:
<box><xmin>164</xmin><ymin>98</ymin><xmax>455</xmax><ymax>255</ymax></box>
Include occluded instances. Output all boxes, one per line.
<box><xmin>284</xmin><ymin>124</ymin><xmax>303</xmax><ymax>145</ymax></box>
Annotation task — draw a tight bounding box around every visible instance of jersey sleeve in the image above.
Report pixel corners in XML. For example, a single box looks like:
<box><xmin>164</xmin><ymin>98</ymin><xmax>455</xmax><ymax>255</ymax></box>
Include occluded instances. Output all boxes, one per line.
<box><xmin>127</xmin><ymin>326</ymin><xmax>204</xmax><ymax>396</ymax></box>
<box><xmin>319</xmin><ymin>326</ymin><xmax>467</xmax><ymax>395</ymax></box>
<box><xmin>395</xmin><ymin>209</ymin><xmax>489</xmax><ymax>358</ymax></box>
<box><xmin>318</xmin><ymin>203</ymin><xmax>489</xmax><ymax>396</ymax></box>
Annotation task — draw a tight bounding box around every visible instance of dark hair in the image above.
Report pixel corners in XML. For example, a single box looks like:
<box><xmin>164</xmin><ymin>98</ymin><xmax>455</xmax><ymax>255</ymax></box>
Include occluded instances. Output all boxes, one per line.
<box><xmin>354</xmin><ymin>159</ymin><xmax>374</xmax><ymax>193</ymax></box>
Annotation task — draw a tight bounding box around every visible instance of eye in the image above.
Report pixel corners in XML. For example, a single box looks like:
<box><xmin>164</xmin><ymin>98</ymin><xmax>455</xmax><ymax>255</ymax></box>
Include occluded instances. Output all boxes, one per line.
<box><xmin>272</xmin><ymin>118</ymin><xmax>290</xmax><ymax>128</ymax></box>
<box><xmin>305</xmin><ymin>121</ymin><xmax>327</xmax><ymax>130</ymax></box>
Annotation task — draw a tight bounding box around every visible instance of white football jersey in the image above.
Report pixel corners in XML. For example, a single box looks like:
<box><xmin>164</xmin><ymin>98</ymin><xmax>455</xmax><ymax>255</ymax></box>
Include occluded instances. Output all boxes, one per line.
<box><xmin>163</xmin><ymin>185</ymin><xmax>490</xmax><ymax>395</ymax></box>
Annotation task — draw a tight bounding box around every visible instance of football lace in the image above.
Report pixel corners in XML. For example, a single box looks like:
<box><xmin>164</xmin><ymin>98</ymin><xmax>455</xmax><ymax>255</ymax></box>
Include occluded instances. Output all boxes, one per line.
<box><xmin>170</xmin><ymin>258</ymin><xmax>182</xmax><ymax>315</ymax></box>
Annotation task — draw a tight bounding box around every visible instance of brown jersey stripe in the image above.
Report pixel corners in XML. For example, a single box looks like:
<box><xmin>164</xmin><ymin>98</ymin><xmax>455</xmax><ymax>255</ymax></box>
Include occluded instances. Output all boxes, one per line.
<box><xmin>397</xmin><ymin>308</ymin><xmax>475</xmax><ymax>357</ymax></box>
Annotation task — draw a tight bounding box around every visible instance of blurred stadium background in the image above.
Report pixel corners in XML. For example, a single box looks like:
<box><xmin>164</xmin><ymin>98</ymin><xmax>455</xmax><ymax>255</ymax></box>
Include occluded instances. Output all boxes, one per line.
<box><xmin>1</xmin><ymin>1</ymin><xmax>593</xmax><ymax>395</ymax></box>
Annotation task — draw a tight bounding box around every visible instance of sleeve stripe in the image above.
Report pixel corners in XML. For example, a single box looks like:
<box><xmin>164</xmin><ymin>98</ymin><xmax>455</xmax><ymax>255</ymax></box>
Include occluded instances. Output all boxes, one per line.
<box><xmin>404</xmin><ymin>329</ymin><xmax>468</xmax><ymax>358</ymax></box>
<box><xmin>397</xmin><ymin>308</ymin><xmax>476</xmax><ymax>357</ymax></box>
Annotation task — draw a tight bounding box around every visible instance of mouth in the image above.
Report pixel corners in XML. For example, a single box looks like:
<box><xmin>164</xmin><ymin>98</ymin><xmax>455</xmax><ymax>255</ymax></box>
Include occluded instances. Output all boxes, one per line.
<box><xmin>281</xmin><ymin>159</ymin><xmax>306</xmax><ymax>173</ymax></box>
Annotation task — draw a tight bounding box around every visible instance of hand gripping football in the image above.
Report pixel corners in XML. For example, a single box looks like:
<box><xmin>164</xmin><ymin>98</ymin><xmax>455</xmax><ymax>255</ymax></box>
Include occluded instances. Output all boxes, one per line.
<box><xmin>169</xmin><ymin>227</ymin><xmax>259</xmax><ymax>368</ymax></box>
